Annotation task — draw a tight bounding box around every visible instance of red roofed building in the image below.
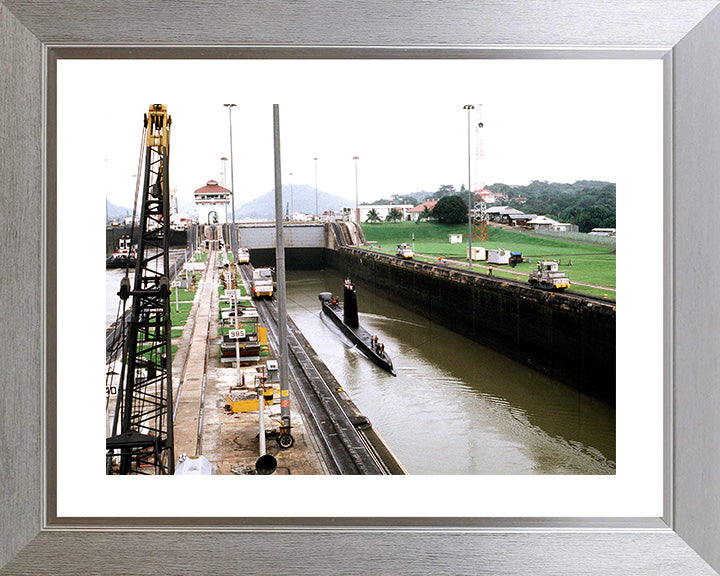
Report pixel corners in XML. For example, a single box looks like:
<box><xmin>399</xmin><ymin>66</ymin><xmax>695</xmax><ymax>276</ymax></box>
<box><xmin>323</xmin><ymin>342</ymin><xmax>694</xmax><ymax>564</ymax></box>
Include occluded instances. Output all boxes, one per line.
<box><xmin>408</xmin><ymin>200</ymin><xmax>437</xmax><ymax>221</ymax></box>
<box><xmin>194</xmin><ymin>180</ymin><xmax>230</xmax><ymax>224</ymax></box>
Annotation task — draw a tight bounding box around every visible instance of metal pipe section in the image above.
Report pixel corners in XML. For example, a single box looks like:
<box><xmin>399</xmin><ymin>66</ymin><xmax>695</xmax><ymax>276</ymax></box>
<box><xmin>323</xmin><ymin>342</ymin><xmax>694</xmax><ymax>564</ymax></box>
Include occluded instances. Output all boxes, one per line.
<box><xmin>258</xmin><ymin>387</ymin><xmax>266</xmax><ymax>455</ymax></box>
<box><xmin>273</xmin><ymin>104</ymin><xmax>291</xmax><ymax>432</ymax></box>
<box><xmin>233</xmin><ymin>289</ymin><xmax>241</xmax><ymax>387</ymax></box>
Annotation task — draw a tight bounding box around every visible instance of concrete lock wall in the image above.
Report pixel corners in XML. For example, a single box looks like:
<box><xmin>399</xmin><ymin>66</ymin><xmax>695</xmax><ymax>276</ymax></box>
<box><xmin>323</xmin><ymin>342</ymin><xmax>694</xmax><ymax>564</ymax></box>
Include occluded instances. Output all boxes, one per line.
<box><xmin>250</xmin><ymin>247</ymin><xmax>326</xmax><ymax>270</ymax></box>
<box><xmin>237</xmin><ymin>223</ymin><xmax>325</xmax><ymax>249</ymax></box>
<box><xmin>326</xmin><ymin>247</ymin><xmax>616</xmax><ymax>404</ymax></box>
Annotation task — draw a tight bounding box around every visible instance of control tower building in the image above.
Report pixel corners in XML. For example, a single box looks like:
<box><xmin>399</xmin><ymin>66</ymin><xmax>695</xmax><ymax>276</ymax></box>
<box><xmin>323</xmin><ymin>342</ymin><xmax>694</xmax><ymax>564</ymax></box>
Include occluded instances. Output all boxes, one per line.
<box><xmin>194</xmin><ymin>180</ymin><xmax>231</xmax><ymax>225</ymax></box>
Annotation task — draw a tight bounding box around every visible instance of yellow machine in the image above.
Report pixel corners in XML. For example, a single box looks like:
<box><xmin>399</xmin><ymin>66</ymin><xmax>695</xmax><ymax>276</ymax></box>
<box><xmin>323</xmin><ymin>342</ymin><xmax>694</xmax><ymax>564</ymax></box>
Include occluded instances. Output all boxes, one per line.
<box><xmin>225</xmin><ymin>369</ymin><xmax>277</xmax><ymax>413</ymax></box>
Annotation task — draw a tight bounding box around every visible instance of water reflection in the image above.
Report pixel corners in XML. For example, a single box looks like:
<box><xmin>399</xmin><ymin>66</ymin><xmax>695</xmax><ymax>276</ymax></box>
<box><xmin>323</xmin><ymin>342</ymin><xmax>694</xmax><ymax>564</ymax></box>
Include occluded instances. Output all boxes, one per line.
<box><xmin>286</xmin><ymin>269</ymin><xmax>615</xmax><ymax>475</ymax></box>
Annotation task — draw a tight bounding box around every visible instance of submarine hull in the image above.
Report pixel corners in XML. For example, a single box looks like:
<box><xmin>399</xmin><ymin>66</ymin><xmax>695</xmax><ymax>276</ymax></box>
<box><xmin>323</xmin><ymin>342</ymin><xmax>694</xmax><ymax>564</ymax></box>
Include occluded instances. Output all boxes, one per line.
<box><xmin>319</xmin><ymin>293</ymin><xmax>395</xmax><ymax>376</ymax></box>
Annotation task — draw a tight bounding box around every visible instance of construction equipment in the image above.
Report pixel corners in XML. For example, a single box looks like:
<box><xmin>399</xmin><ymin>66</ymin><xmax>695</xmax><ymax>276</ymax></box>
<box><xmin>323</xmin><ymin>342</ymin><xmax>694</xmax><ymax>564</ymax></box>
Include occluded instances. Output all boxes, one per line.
<box><xmin>528</xmin><ymin>260</ymin><xmax>571</xmax><ymax>291</ymax></box>
<box><xmin>106</xmin><ymin>104</ymin><xmax>175</xmax><ymax>475</ymax></box>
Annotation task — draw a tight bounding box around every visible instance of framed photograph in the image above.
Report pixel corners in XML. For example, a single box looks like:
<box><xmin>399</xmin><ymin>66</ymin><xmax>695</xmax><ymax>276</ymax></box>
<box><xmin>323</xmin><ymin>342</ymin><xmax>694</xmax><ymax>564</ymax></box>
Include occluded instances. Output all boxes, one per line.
<box><xmin>2</xmin><ymin>1</ymin><xmax>720</xmax><ymax>574</ymax></box>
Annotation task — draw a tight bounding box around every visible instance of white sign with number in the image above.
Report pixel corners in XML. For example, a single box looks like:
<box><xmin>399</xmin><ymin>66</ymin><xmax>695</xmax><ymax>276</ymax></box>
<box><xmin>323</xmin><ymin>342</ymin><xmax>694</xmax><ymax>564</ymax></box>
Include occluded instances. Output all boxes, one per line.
<box><xmin>229</xmin><ymin>329</ymin><xmax>245</xmax><ymax>339</ymax></box>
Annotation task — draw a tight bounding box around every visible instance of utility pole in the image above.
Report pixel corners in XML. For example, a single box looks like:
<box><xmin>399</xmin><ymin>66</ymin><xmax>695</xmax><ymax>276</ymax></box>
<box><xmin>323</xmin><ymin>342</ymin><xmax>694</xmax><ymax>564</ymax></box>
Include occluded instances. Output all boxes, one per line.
<box><xmin>274</xmin><ymin>104</ymin><xmax>293</xmax><ymax>449</ymax></box>
<box><xmin>224</xmin><ymin>104</ymin><xmax>237</xmax><ymax>261</ymax></box>
<box><xmin>463</xmin><ymin>104</ymin><xmax>474</xmax><ymax>269</ymax></box>
<box><xmin>313</xmin><ymin>157</ymin><xmax>319</xmax><ymax>219</ymax></box>
<box><xmin>353</xmin><ymin>155</ymin><xmax>360</xmax><ymax>224</ymax></box>
<box><xmin>289</xmin><ymin>172</ymin><xmax>294</xmax><ymax>219</ymax></box>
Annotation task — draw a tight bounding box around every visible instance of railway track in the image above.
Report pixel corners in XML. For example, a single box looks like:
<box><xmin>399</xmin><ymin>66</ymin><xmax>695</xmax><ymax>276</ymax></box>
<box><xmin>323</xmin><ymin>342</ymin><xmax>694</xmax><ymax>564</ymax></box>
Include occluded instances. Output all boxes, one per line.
<box><xmin>239</xmin><ymin>265</ymin><xmax>392</xmax><ymax>475</ymax></box>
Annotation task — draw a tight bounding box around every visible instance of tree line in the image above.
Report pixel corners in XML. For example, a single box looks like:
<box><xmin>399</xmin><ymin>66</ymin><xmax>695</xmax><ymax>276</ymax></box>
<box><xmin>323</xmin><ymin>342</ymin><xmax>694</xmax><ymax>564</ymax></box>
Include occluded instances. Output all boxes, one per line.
<box><xmin>365</xmin><ymin>180</ymin><xmax>616</xmax><ymax>232</ymax></box>
<box><xmin>495</xmin><ymin>180</ymin><xmax>616</xmax><ymax>233</ymax></box>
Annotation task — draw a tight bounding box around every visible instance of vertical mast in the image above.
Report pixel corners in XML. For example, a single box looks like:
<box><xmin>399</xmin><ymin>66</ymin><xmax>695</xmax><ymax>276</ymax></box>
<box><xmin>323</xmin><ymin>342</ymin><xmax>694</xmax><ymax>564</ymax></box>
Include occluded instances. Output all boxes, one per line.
<box><xmin>107</xmin><ymin>104</ymin><xmax>174</xmax><ymax>475</ymax></box>
<box><xmin>472</xmin><ymin>104</ymin><xmax>488</xmax><ymax>243</ymax></box>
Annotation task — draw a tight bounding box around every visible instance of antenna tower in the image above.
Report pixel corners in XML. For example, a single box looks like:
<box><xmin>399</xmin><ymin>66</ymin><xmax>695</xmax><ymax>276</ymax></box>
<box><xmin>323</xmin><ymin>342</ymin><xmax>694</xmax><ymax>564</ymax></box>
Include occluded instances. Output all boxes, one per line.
<box><xmin>472</xmin><ymin>105</ymin><xmax>489</xmax><ymax>242</ymax></box>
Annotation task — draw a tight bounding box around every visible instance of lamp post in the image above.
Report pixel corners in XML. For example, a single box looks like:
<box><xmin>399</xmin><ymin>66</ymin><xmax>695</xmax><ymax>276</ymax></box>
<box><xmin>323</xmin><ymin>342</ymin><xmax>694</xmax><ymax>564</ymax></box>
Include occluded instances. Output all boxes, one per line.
<box><xmin>353</xmin><ymin>155</ymin><xmax>360</xmax><ymax>224</ymax></box>
<box><xmin>224</xmin><ymin>104</ymin><xmax>237</xmax><ymax>259</ymax></box>
<box><xmin>313</xmin><ymin>157</ymin><xmax>319</xmax><ymax>219</ymax></box>
<box><xmin>221</xmin><ymin>156</ymin><xmax>228</xmax><ymax>188</ymax></box>
<box><xmin>221</xmin><ymin>156</ymin><xmax>228</xmax><ymax>245</ymax></box>
<box><xmin>463</xmin><ymin>104</ymin><xmax>474</xmax><ymax>269</ymax></box>
<box><xmin>289</xmin><ymin>172</ymin><xmax>294</xmax><ymax>220</ymax></box>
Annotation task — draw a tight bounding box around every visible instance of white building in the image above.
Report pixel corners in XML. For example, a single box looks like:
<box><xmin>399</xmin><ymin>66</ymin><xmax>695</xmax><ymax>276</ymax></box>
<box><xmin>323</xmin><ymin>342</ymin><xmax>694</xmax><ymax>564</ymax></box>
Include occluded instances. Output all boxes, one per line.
<box><xmin>526</xmin><ymin>215</ymin><xmax>574</xmax><ymax>232</ymax></box>
<box><xmin>589</xmin><ymin>228</ymin><xmax>617</xmax><ymax>237</ymax></box>
<box><xmin>408</xmin><ymin>200</ymin><xmax>438</xmax><ymax>222</ymax></box>
<box><xmin>356</xmin><ymin>204</ymin><xmax>414</xmax><ymax>223</ymax></box>
<box><xmin>194</xmin><ymin>180</ymin><xmax>230</xmax><ymax>225</ymax></box>
<box><xmin>485</xmin><ymin>205</ymin><xmax>524</xmax><ymax>223</ymax></box>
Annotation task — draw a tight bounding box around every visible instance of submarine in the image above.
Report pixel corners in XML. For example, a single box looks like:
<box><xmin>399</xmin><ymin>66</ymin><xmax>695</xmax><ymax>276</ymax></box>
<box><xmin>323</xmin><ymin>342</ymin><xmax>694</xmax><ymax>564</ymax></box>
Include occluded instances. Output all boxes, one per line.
<box><xmin>319</xmin><ymin>280</ymin><xmax>396</xmax><ymax>376</ymax></box>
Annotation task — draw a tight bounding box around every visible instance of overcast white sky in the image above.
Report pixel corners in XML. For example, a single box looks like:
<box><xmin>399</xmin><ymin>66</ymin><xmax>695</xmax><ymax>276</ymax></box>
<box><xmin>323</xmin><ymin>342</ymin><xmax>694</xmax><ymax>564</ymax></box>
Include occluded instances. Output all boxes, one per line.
<box><xmin>58</xmin><ymin>59</ymin><xmax>661</xmax><ymax>210</ymax></box>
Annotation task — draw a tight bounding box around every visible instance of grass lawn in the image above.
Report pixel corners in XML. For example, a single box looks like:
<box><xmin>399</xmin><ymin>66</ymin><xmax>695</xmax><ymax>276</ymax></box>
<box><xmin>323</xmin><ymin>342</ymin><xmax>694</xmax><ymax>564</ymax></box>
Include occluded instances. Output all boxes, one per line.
<box><xmin>361</xmin><ymin>222</ymin><xmax>616</xmax><ymax>289</ymax></box>
<box><xmin>218</xmin><ymin>283</ymin><xmax>248</xmax><ymax>297</ymax></box>
<box><xmin>170</xmin><ymin>302</ymin><xmax>194</xmax><ymax>326</ymax></box>
<box><xmin>171</xmin><ymin>287</ymin><xmax>197</xmax><ymax>301</ymax></box>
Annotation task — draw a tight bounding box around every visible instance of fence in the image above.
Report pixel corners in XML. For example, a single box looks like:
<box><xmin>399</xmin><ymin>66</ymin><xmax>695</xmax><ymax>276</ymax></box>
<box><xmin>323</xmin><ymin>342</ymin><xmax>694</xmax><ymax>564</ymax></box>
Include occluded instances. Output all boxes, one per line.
<box><xmin>532</xmin><ymin>229</ymin><xmax>616</xmax><ymax>246</ymax></box>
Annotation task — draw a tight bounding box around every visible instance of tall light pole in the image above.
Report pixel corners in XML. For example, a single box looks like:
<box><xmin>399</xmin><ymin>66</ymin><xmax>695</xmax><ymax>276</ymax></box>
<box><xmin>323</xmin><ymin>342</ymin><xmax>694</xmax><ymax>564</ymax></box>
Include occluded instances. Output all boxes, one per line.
<box><xmin>463</xmin><ymin>104</ymin><xmax>474</xmax><ymax>269</ymax></box>
<box><xmin>313</xmin><ymin>157</ymin><xmax>319</xmax><ymax>220</ymax></box>
<box><xmin>220</xmin><ymin>156</ymin><xmax>228</xmax><ymax>244</ymax></box>
<box><xmin>289</xmin><ymin>172</ymin><xmax>294</xmax><ymax>220</ymax></box>
<box><xmin>220</xmin><ymin>156</ymin><xmax>228</xmax><ymax>188</ymax></box>
<box><xmin>224</xmin><ymin>104</ymin><xmax>237</xmax><ymax>259</ymax></box>
<box><xmin>353</xmin><ymin>155</ymin><xmax>360</xmax><ymax>224</ymax></box>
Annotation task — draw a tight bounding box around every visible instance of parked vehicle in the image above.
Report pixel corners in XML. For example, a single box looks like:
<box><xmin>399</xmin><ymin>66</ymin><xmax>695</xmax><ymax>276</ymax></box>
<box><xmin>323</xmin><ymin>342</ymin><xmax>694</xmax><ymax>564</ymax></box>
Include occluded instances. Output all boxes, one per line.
<box><xmin>509</xmin><ymin>251</ymin><xmax>524</xmax><ymax>267</ymax></box>
<box><xmin>237</xmin><ymin>247</ymin><xmax>250</xmax><ymax>264</ymax></box>
<box><xmin>528</xmin><ymin>260</ymin><xmax>571</xmax><ymax>290</ymax></box>
<box><xmin>396</xmin><ymin>243</ymin><xmax>414</xmax><ymax>259</ymax></box>
<box><xmin>251</xmin><ymin>268</ymin><xmax>274</xmax><ymax>298</ymax></box>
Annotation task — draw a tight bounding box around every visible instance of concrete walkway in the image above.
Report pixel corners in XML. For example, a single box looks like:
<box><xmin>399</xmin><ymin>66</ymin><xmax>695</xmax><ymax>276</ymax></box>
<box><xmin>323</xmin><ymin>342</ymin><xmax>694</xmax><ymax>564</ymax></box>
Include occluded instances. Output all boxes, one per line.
<box><xmin>173</xmin><ymin>250</ymin><xmax>217</xmax><ymax>458</ymax></box>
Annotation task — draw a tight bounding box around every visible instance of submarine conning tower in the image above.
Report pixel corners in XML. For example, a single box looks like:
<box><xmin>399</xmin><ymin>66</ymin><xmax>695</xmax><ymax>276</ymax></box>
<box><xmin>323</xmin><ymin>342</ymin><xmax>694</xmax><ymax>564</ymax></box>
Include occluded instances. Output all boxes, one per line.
<box><xmin>343</xmin><ymin>280</ymin><xmax>359</xmax><ymax>328</ymax></box>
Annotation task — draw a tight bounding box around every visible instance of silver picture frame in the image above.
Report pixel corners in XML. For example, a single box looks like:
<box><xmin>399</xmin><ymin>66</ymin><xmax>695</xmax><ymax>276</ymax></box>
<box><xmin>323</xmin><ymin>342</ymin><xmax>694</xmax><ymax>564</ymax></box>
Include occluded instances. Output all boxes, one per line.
<box><xmin>2</xmin><ymin>1</ymin><xmax>720</xmax><ymax>573</ymax></box>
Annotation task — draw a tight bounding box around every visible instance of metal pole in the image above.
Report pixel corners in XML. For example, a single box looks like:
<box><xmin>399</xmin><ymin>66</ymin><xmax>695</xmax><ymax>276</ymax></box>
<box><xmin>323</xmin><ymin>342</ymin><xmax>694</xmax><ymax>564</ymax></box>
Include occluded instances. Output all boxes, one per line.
<box><xmin>313</xmin><ymin>157</ymin><xmax>318</xmax><ymax>219</ymax></box>
<box><xmin>289</xmin><ymin>172</ymin><xmax>294</xmax><ymax>219</ymax></box>
<box><xmin>353</xmin><ymin>155</ymin><xmax>360</xmax><ymax>224</ymax></box>
<box><xmin>258</xmin><ymin>386</ymin><xmax>266</xmax><ymax>455</ymax></box>
<box><xmin>221</xmin><ymin>156</ymin><xmax>229</xmax><ymax>250</ymax></box>
<box><xmin>224</xmin><ymin>104</ymin><xmax>237</xmax><ymax>261</ymax></box>
<box><xmin>274</xmin><ymin>105</ymin><xmax>291</xmax><ymax>434</ymax></box>
<box><xmin>233</xmin><ymin>290</ymin><xmax>241</xmax><ymax>387</ymax></box>
<box><xmin>464</xmin><ymin>104</ymin><xmax>474</xmax><ymax>269</ymax></box>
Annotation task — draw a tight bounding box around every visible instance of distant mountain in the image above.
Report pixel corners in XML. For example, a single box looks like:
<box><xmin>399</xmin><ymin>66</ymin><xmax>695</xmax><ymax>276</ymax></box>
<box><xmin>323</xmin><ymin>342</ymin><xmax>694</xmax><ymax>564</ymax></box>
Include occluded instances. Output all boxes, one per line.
<box><xmin>106</xmin><ymin>199</ymin><xmax>132</xmax><ymax>221</ymax></box>
<box><xmin>235</xmin><ymin>184</ymin><xmax>351</xmax><ymax>220</ymax></box>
